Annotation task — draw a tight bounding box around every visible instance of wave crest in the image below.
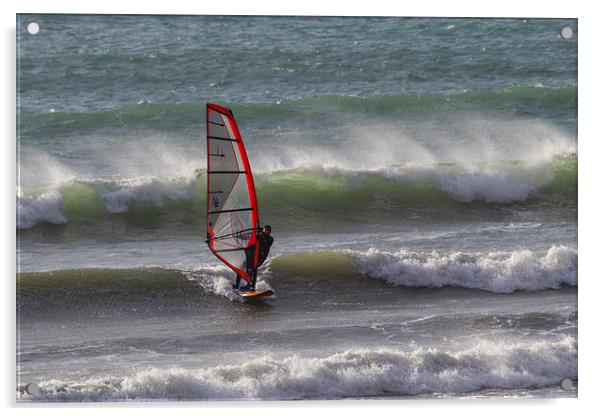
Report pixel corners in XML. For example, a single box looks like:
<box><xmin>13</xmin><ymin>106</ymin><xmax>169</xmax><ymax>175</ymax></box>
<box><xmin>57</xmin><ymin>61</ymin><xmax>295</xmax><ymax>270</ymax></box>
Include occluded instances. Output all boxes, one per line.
<box><xmin>16</xmin><ymin>153</ymin><xmax>576</xmax><ymax>230</ymax></box>
<box><xmin>26</xmin><ymin>336</ymin><xmax>576</xmax><ymax>401</ymax></box>
<box><xmin>17</xmin><ymin>191</ymin><xmax>67</xmax><ymax>229</ymax></box>
<box><xmin>349</xmin><ymin>245</ymin><xmax>577</xmax><ymax>293</ymax></box>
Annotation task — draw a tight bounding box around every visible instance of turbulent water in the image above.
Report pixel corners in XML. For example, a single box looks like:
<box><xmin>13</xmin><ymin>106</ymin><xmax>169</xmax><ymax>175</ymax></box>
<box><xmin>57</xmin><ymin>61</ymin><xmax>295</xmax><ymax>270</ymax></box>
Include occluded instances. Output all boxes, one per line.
<box><xmin>16</xmin><ymin>15</ymin><xmax>577</xmax><ymax>401</ymax></box>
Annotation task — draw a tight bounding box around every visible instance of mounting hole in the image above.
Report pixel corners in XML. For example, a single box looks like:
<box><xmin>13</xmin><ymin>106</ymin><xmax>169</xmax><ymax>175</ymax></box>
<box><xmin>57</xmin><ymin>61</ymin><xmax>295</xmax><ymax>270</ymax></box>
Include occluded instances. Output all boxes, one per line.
<box><xmin>23</xmin><ymin>382</ymin><xmax>39</xmax><ymax>395</ymax></box>
<box><xmin>560</xmin><ymin>378</ymin><xmax>574</xmax><ymax>390</ymax></box>
<box><xmin>560</xmin><ymin>26</ymin><xmax>573</xmax><ymax>39</ymax></box>
<box><xmin>27</xmin><ymin>22</ymin><xmax>40</xmax><ymax>35</ymax></box>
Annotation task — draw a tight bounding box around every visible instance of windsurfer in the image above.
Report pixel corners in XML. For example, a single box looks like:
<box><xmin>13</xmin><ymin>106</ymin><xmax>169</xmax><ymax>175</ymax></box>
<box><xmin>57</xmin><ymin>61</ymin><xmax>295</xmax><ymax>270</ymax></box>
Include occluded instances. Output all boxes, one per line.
<box><xmin>235</xmin><ymin>225</ymin><xmax>273</xmax><ymax>291</ymax></box>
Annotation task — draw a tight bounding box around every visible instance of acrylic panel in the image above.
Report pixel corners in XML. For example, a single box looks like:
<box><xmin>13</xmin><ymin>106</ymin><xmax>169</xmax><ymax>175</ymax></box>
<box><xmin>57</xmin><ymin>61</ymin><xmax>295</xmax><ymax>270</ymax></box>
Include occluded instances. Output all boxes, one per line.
<box><xmin>16</xmin><ymin>14</ymin><xmax>577</xmax><ymax>401</ymax></box>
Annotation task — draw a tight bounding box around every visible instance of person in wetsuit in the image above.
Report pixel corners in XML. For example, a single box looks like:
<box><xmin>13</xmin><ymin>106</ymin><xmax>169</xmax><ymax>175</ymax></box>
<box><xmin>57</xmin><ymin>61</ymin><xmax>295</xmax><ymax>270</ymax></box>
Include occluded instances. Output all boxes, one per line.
<box><xmin>234</xmin><ymin>225</ymin><xmax>273</xmax><ymax>291</ymax></box>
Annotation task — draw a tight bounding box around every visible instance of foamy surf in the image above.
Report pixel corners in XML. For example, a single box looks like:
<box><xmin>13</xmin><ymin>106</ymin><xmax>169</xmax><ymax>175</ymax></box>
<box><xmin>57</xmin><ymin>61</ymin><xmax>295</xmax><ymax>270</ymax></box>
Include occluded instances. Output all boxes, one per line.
<box><xmin>184</xmin><ymin>266</ymin><xmax>273</xmax><ymax>302</ymax></box>
<box><xmin>16</xmin><ymin>190</ymin><xmax>67</xmax><ymax>229</ymax></box>
<box><xmin>349</xmin><ymin>245</ymin><xmax>577</xmax><ymax>293</ymax></box>
<box><xmin>22</xmin><ymin>336</ymin><xmax>576</xmax><ymax>401</ymax></box>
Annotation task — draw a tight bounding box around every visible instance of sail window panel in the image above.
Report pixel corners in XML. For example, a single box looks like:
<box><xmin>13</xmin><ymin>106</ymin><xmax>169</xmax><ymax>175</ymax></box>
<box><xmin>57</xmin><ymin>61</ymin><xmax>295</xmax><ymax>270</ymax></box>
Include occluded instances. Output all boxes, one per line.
<box><xmin>212</xmin><ymin>210</ymin><xmax>254</xmax><ymax>249</ymax></box>
<box><xmin>218</xmin><ymin>250</ymin><xmax>247</xmax><ymax>273</ymax></box>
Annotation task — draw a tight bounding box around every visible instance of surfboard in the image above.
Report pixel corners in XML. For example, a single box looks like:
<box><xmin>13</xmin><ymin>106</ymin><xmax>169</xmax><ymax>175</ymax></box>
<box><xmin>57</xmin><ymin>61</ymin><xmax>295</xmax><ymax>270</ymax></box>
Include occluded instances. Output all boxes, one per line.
<box><xmin>234</xmin><ymin>289</ymin><xmax>274</xmax><ymax>299</ymax></box>
<box><xmin>205</xmin><ymin>103</ymin><xmax>274</xmax><ymax>296</ymax></box>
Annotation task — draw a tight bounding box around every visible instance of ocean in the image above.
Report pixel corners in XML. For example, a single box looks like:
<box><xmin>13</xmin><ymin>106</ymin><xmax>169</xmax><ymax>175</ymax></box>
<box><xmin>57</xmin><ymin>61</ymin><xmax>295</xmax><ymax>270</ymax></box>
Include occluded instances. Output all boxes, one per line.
<box><xmin>16</xmin><ymin>15</ymin><xmax>577</xmax><ymax>401</ymax></box>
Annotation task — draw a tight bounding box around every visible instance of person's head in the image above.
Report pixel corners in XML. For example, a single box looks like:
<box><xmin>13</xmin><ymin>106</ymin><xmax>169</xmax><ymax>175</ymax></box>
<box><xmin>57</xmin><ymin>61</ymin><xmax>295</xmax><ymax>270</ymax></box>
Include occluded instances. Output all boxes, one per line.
<box><xmin>262</xmin><ymin>225</ymin><xmax>272</xmax><ymax>235</ymax></box>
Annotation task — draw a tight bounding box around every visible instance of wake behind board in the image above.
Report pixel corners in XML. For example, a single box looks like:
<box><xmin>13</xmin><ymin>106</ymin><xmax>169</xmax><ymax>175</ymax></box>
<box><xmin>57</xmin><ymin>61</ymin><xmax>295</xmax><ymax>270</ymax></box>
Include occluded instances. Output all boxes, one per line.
<box><xmin>234</xmin><ymin>289</ymin><xmax>274</xmax><ymax>299</ymax></box>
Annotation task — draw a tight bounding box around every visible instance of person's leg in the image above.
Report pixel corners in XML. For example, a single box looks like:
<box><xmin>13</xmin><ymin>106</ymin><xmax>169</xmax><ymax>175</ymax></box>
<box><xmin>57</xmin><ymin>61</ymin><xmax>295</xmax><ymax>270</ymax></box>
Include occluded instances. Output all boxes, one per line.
<box><xmin>234</xmin><ymin>274</ymin><xmax>242</xmax><ymax>289</ymax></box>
<box><xmin>238</xmin><ymin>245</ymin><xmax>256</xmax><ymax>290</ymax></box>
<box><xmin>240</xmin><ymin>266</ymin><xmax>255</xmax><ymax>291</ymax></box>
<box><xmin>235</xmin><ymin>246</ymin><xmax>253</xmax><ymax>290</ymax></box>
<box><xmin>250</xmin><ymin>268</ymin><xmax>258</xmax><ymax>290</ymax></box>
<box><xmin>257</xmin><ymin>255</ymin><xmax>266</xmax><ymax>269</ymax></box>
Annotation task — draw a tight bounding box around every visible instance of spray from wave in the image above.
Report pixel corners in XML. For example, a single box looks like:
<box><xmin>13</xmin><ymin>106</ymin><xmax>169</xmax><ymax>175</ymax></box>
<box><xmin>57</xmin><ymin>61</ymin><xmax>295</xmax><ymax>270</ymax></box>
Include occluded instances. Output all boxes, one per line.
<box><xmin>184</xmin><ymin>266</ymin><xmax>273</xmax><ymax>302</ymax></box>
<box><xmin>17</xmin><ymin>111</ymin><xmax>576</xmax><ymax>230</ymax></box>
<box><xmin>23</xmin><ymin>336</ymin><xmax>576</xmax><ymax>401</ymax></box>
<box><xmin>16</xmin><ymin>140</ymin><xmax>202</xmax><ymax>228</ymax></box>
<box><xmin>96</xmin><ymin>177</ymin><xmax>195</xmax><ymax>213</ymax></box>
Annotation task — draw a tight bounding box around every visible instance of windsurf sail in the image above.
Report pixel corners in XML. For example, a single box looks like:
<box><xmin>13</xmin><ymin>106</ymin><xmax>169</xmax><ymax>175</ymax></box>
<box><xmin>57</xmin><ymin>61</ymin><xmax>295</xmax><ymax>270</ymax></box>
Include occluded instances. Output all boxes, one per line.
<box><xmin>206</xmin><ymin>103</ymin><xmax>260</xmax><ymax>283</ymax></box>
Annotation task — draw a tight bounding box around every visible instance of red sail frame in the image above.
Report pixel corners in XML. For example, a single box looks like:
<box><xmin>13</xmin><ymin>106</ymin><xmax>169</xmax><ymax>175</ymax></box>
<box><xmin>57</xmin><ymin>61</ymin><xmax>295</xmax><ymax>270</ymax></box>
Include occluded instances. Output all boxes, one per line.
<box><xmin>206</xmin><ymin>103</ymin><xmax>260</xmax><ymax>282</ymax></box>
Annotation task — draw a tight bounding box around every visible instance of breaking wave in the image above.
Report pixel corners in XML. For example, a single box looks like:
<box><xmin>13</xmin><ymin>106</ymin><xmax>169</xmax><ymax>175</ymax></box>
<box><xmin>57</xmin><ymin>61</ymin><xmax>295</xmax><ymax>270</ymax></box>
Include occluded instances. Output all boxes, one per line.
<box><xmin>16</xmin><ymin>190</ymin><xmax>67</xmax><ymax>229</ymax></box>
<box><xmin>349</xmin><ymin>245</ymin><xmax>577</xmax><ymax>293</ymax></box>
<box><xmin>17</xmin><ymin>154</ymin><xmax>576</xmax><ymax>230</ymax></box>
<box><xmin>23</xmin><ymin>336</ymin><xmax>576</xmax><ymax>401</ymax></box>
<box><xmin>18</xmin><ymin>245</ymin><xmax>577</xmax><ymax>314</ymax></box>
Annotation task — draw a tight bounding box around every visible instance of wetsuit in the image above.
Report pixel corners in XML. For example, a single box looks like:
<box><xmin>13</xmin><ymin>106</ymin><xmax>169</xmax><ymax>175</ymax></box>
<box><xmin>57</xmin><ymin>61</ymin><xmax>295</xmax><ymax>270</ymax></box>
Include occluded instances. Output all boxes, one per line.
<box><xmin>257</xmin><ymin>232</ymin><xmax>274</xmax><ymax>268</ymax></box>
<box><xmin>234</xmin><ymin>229</ymin><xmax>273</xmax><ymax>290</ymax></box>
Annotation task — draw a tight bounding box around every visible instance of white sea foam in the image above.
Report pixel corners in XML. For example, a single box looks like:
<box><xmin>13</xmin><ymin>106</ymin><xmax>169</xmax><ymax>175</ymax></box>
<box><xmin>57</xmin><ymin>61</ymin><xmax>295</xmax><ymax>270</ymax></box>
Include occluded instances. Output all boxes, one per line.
<box><xmin>16</xmin><ymin>191</ymin><xmax>67</xmax><ymax>229</ymax></box>
<box><xmin>349</xmin><ymin>246</ymin><xmax>577</xmax><ymax>293</ymax></box>
<box><xmin>16</xmin><ymin>175</ymin><xmax>198</xmax><ymax>229</ymax></box>
<box><xmin>26</xmin><ymin>336</ymin><xmax>576</xmax><ymax>401</ymax></box>
<box><xmin>184</xmin><ymin>265</ymin><xmax>272</xmax><ymax>302</ymax></box>
<box><xmin>17</xmin><ymin>149</ymin><xmax>74</xmax><ymax>228</ymax></box>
